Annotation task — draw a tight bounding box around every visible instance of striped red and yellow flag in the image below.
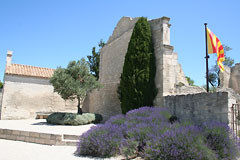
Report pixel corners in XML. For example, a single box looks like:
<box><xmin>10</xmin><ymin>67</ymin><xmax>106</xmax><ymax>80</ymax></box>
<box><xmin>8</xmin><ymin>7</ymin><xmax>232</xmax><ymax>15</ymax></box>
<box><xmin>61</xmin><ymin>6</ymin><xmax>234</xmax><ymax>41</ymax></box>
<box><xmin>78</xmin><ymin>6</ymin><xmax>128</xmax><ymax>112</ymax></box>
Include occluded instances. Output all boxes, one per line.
<box><xmin>206</xmin><ymin>28</ymin><xmax>225</xmax><ymax>72</ymax></box>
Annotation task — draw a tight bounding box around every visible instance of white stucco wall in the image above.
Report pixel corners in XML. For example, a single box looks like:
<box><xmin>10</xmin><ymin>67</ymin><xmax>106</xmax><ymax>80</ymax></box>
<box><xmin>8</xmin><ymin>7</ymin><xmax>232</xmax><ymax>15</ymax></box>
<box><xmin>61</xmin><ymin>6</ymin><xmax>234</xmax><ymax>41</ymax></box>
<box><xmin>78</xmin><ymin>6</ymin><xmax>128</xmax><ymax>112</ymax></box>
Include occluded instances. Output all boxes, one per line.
<box><xmin>0</xmin><ymin>75</ymin><xmax>77</xmax><ymax>120</ymax></box>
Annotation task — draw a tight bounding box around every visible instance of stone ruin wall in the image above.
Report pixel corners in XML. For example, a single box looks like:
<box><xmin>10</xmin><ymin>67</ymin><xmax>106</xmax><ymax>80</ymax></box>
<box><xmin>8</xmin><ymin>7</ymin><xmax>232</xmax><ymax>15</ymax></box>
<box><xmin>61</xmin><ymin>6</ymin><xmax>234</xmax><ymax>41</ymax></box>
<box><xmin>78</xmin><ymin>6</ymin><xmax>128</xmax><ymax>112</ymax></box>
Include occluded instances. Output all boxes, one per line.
<box><xmin>220</xmin><ymin>63</ymin><xmax>240</xmax><ymax>97</ymax></box>
<box><xmin>83</xmin><ymin>16</ymin><xmax>205</xmax><ymax>120</ymax></box>
<box><xmin>0</xmin><ymin>75</ymin><xmax>77</xmax><ymax>120</ymax></box>
<box><xmin>0</xmin><ymin>89</ymin><xmax>2</xmax><ymax>111</ymax></box>
<box><xmin>229</xmin><ymin>63</ymin><xmax>240</xmax><ymax>95</ymax></box>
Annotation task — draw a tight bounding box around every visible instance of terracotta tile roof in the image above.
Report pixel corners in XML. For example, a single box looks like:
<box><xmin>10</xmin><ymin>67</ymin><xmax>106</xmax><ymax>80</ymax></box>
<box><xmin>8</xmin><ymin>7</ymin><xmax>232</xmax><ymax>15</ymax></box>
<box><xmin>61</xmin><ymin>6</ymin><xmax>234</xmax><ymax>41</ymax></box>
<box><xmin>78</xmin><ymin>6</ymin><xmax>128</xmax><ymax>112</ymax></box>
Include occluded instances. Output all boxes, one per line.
<box><xmin>5</xmin><ymin>64</ymin><xmax>55</xmax><ymax>79</ymax></box>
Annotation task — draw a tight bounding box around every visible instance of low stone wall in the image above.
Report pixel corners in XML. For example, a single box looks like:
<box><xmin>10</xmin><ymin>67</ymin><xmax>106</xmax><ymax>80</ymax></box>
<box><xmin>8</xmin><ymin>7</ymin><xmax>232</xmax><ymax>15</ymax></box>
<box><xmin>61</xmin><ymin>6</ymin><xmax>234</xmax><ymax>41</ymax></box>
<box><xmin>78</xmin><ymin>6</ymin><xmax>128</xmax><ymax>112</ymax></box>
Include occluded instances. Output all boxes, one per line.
<box><xmin>163</xmin><ymin>92</ymin><xmax>229</xmax><ymax>124</ymax></box>
<box><xmin>0</xmin><ymin>129</ymin><xmax>78</xmax><ymax>146</ymax></box>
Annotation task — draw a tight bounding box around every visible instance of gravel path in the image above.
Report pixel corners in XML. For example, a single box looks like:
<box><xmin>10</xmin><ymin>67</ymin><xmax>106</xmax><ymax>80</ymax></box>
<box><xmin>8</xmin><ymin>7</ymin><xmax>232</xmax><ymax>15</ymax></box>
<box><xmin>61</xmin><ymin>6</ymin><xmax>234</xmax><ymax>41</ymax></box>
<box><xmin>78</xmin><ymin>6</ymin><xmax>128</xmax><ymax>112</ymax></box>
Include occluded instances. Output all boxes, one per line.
<box><xmin>0</xmin><ymin>139</ymin><xmax>122</xmax><ymax>160</ymax></box>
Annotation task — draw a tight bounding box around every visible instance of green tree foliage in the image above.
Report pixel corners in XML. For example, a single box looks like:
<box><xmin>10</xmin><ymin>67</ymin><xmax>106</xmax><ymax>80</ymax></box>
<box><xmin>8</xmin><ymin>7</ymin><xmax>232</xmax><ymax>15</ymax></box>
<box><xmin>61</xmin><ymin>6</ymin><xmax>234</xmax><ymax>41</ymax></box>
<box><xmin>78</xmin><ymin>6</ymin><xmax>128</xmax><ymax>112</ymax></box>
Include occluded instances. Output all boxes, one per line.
<box><xmin>50</xmin><ymin>58</ymin><xmax>101</xmax><ymax>114</ymax></box>
<box><xmin>185</xmin><ymin>76</ymin><xmax>195</xmax><ymax>86</ymax></box>
<box><xmin>0</xmin><ymin>80</ymin><xmax>3</xmax><ymax>88</ymax></box>
<box><xmin>118</xmin><ymin>17</ymin><xmax>157</xmax><ymax>114</ymax></box>
<box><xmin>87</xmin><ymin>39</ymin><xmax>105</xmax><ymax>80</ymax></box>
<box><xmin>208</xmin><ymin>45</ymin><xmax>234</xmax><ymax>87</ymax></box>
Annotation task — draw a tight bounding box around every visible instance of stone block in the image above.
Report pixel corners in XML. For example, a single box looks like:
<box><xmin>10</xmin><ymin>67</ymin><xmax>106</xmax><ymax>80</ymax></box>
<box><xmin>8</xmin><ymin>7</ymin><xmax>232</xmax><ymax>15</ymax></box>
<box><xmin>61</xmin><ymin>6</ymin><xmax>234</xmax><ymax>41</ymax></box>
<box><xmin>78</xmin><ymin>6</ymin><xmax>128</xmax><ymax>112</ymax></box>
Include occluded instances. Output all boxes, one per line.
<box><xmin>28</xmin><ymin>137</ymin><xmax>36</xmax><ymax>143</ymax></box>
<box><xmin>50</xmin><ymin>134</ymin><xmax>57</xmax><ymax>140</ymax></box>
<box><xmin>3</xmin><ymin>129</ymin><xmax>12</xmax><ymax>134</ymax></box>
<box><xmin>24</xmin><ymin>137</ymin><xmax>30</xmax><ymax>142</ymax></box>
<box><xmin>49</xmin><ymin>140</ymin><xmax>56</xmax><ymax>145</ymax></box>
<box><xmin>55</xmin><ymin>141</ymin><xmax>65</xmax><ymax>146</ymax></box>
<box><xmin>43</xmin><ymin>139</ymin><xmax>55</xmax><ymax>145</ymax></box>
<box><xmin>39</xmin><ymin>133</ymin><xmax>51</xmax><ymax>139</ymax></box>
<box><xmin>35</xmin><ymin>138</ymin><xmax>45</xmax><ymax>144</ymax></box>
<box><xmin>12</xmin><ymin>130</ymin><xmax>21</xmax><ymax>135</ymax></box>
<box><xmin>0</xmin><ymin>134</ymin><xmax>6</xmax><ymax>139</ymax></box>
<box><xmin>20</xmin><ymin>131</ymin><xmax>29</xmax><ymax>137</ymax></box>
<box><xmin>55</xmin><ymin>135</ymin><xmax>62</xmax><ymax>141</ymax></box>
<box><xmin>6</xmin><ymin>134</ymin><xmax>16</xmax><ymax>140</ymax></box>
<box><xmin>29</xmin><ymin>132</ymin><xmax>39</xmax><ymax>138</ymax></box>
<box><xmin>16</xmin><ymin>136</ymin><xmax>25</xmax><ymax>141</ymax></box>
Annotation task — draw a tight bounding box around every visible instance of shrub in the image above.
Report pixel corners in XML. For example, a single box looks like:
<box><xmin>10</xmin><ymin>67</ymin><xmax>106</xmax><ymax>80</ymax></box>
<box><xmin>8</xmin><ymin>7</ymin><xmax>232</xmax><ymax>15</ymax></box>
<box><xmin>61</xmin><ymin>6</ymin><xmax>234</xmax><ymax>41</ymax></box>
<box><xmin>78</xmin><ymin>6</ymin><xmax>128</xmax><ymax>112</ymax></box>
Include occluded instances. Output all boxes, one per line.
<box><xmin>118</xmin><ymin>107</ymin><xmax>172</xmax><ymax>158</ymax></box>
<box><xmin>0</xmin><ymin>81</ymin><xmax>3</xmax><ymax>88</ymax></box>
<box><xmin>125</xmin><ymin>107</ymin><xmax>171</xmax><ymax>128</ymax></box>
<box><xmin>76</xmin><ymin>123</ymin><xmax>125</xmax><ymax>158</ymax></box>
<box><xmin>76</xmin><ymin>107</ymin><xmax>240</xmax><ymax>160</ymax></box>
<box><xmin>46</xmin><ymin>112</ymin><xmax>102</xmax><ymax>125</ymax></box>
<box><xmin>143</xmin><ymin>125</ymin><xmax>218</xmax><ymax>160</ymax></box>
<box><xmin>105</xmin><ymin>114</ymin><xmax>126</xmax><ymax>126</ymax></box>
<box><xmin>201</xmin><ymin>122</ymin><xmax>240</xmax><ymax>159</ymax></box>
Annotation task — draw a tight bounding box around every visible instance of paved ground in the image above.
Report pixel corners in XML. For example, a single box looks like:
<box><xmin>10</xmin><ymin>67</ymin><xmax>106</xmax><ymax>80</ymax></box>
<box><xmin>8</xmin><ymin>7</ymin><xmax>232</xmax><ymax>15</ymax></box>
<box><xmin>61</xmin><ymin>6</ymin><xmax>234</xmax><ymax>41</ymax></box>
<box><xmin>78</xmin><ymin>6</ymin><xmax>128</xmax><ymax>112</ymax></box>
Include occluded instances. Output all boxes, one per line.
<box><xmin>0</xmin><ymin>139</ymin><xmax>122</xmax><ymax>160</ymax></box>
<box><xmin>0</xmin><ymin>119</ymin><xmax>95</xmax><ymax>135</ymax></box>
<box><xmin>0</xmin><ymin>120</ymin><xmax>123</xmax><ymax>160</ymax></box>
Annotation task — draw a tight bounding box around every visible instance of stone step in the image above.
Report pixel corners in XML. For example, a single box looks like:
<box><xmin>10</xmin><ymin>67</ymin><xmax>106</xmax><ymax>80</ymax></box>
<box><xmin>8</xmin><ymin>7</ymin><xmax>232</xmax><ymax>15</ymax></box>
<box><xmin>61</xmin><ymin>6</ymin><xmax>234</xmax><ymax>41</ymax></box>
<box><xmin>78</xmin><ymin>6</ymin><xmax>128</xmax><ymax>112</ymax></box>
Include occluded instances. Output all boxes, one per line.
<box><xmin>63</xmin><ymin>134</ymin><xmax>80</xmax><ymax>141</ymax></box>
<box><xmin>0</xmin><ymin>128</ymin><xmax>79</xmax><ymax>146</ymax></box>
<box><xmin>62</xmin><ymin>139</ymin><xmax>78</xmax><ymax>146</ymax></box>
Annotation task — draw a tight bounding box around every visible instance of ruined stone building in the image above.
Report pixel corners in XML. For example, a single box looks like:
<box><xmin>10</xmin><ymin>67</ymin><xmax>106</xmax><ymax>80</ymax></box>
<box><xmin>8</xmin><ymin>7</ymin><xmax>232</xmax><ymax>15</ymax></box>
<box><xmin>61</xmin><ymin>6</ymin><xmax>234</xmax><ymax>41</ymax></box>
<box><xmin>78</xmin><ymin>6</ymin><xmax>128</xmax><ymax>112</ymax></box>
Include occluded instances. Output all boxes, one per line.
<box><xmin>83</xmin><ymin>16</ymin><xmax>240</xmax><ymax>126</ymax></box>
<box><xmin>83</xmin><ymin>16</ymin><xmax>205</xmax><ymax>119</ymax></box>
<box><xmin>0</xmin><ymin>51</ymin><xmax>77</xmax><ymax>120</ymax></box>
<box><xmin>1</xmin><ymin>16</ymin><xmax>240</xmax><ymax>127</ymax></box>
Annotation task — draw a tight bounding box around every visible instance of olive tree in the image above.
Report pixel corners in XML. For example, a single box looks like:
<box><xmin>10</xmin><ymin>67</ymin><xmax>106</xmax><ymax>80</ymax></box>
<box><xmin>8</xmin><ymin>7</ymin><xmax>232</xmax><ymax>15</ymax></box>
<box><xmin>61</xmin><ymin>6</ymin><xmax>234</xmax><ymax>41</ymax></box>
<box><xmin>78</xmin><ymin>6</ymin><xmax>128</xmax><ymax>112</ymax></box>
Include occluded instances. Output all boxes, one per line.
<box><xmin>50</xmin><ymin>58</ymin><xmax>101</xmax><ymax>114</ymax></box>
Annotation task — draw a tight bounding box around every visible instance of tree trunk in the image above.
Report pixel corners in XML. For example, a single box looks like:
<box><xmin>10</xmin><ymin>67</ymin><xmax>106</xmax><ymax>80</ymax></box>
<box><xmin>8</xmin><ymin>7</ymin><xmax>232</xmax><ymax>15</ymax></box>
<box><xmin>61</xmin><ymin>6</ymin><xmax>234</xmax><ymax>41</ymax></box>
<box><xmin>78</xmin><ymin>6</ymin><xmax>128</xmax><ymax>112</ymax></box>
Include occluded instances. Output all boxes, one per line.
<box><xmin>77</xmin><ymin>97</ymin><xmax>83</xmax><ymax>114</ymax></box>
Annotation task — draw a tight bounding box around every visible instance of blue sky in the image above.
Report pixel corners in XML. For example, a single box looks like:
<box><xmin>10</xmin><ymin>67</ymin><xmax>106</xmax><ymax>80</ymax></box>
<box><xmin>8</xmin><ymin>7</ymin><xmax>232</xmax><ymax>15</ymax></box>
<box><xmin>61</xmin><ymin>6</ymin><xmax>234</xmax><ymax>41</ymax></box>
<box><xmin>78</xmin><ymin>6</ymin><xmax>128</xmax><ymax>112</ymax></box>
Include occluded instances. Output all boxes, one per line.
<box><xmin>0</xmin><ymin>0</ymin><xmax>239</xmax><ymax>86</ymax></box>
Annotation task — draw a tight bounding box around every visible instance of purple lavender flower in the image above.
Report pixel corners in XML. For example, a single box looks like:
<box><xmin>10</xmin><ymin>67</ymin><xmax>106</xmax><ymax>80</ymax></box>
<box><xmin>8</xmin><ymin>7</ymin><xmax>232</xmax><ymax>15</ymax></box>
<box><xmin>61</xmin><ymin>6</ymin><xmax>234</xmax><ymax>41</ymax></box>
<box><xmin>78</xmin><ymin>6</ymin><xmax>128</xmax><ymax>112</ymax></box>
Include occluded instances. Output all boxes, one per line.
<box><xmin>76</xmin><ymin>123</ymin><xmax>124</xmax><ymax>157</ymax></box>
<box><xmin>76</xmin><ymin>107</ymin><xmax>240</xmax><ymax>160</ymax></box>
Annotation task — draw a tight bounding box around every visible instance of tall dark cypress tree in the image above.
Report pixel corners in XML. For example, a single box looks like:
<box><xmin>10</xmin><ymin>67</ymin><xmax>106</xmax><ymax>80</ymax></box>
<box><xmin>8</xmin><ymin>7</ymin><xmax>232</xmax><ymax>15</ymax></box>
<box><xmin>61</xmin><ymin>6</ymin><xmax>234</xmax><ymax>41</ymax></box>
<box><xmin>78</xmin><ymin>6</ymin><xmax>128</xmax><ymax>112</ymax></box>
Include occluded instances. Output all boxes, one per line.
<box><xmin>118</xmin><ymin>17</ymin><xmax>157</xmax><ymax>114</ymax></box>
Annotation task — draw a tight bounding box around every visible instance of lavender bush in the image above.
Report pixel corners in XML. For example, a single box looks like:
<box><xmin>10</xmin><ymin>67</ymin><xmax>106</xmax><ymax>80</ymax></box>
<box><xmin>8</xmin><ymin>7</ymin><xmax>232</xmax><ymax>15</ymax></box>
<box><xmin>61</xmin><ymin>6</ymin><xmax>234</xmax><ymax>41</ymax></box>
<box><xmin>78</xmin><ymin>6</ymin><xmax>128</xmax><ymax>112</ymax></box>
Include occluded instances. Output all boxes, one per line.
<box><xmin>76</xmin><ymin>123</ymin><xmax>124</xmax><ymax>157</ymax></box>
<box><xmin>76</xmin><ymin>106</ymin><xmax>240</xmax><ymax>160</ymax></box>
<box><xmin>201</xmin><ymin>122</ymin><xmax>240</xmax><ymax>159</ymax></box>
<box><xmin>143</xmin><ymin>125</ymin><xmax>218</xmax><ymax>160</ymax></box>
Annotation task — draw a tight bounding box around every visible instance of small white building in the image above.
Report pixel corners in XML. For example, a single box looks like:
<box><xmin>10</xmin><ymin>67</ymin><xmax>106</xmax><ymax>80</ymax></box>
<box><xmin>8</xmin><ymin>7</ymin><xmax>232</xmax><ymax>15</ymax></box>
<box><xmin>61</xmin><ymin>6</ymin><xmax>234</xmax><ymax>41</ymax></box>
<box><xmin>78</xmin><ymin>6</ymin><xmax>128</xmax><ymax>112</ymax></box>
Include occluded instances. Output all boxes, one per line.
<box><xmin>0</xmin><ymin>51</ymin><xmax>77</xmax><ymax>120</ymax></box>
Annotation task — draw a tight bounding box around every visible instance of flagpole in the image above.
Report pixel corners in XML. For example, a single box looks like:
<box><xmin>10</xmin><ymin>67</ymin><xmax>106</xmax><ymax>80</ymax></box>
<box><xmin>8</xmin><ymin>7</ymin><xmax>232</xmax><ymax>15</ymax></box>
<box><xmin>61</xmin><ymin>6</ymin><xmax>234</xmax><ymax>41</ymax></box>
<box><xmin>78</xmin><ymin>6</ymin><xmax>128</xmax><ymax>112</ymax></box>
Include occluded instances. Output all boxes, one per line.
<box><xmin>204</xmin><ymin>23</ymin><xmax>209</xmax><ymax>92</ymax></box>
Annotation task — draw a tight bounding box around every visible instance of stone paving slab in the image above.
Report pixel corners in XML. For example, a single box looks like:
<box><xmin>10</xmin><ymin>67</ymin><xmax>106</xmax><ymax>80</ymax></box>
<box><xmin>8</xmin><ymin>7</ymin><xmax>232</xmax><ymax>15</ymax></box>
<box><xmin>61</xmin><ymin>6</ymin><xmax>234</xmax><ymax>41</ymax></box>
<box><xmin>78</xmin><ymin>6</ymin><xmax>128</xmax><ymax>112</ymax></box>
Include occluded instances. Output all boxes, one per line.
<box><xmin>0</xmin><ymin>119</ymin><xmax>95</xmax><ymax>135</ymax></box>
<box><xmin>0</xmin><ymin>139</ymin><xmax>123</xmax><ymax>160</ymax></box>
<box><xmin>0</xmin><ymin>119</ymin><xmax>95</xmax><ymax>146</ymax></box>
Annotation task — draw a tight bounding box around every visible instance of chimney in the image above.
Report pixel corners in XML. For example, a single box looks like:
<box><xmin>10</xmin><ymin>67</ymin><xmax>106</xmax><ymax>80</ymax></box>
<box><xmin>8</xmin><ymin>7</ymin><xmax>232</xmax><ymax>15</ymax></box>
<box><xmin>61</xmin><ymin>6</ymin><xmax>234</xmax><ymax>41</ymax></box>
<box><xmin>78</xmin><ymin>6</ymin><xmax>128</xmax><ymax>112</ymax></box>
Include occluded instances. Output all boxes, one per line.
<box><xmin>6</xmin><ymin>50</ymin><xmax>13</xmax><ymax>67</ymax></box>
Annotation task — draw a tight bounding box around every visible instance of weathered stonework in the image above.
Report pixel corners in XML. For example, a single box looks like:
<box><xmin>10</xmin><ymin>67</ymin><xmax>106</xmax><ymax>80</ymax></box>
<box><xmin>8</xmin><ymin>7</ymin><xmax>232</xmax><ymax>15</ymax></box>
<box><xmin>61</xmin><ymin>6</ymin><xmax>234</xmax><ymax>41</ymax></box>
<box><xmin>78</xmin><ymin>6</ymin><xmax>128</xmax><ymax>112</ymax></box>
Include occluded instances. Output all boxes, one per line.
<box><xmin>0</xmin><ymin>89</ymin><xmax>2</xmax><ymax>114</ymax></box>
<box><xmin>83</xmin><ymin>17</ymin><xmax>139</xmax><ymax>118</ymax></box>
<box><xmin>173</xmin><ymin>84</ymin><xmax>206</xmax><ymax>95</ymax></box>
<box><xmin>219</xmin><ymin>65</ymin><xmax>231</xmax><ymax>88</ymax></box>
<box><xmin>164</xmin><ymin>92</ymin><xmax>230</xmax><ymax>124</ymax></box>
<box><xmin>229</xmin><ymin>63</ymin><xmax>240</xmax><ymax>94</ymax></box>
<box><xmin>0</xmin><ymin>75</ymin><xmax>77</xmax><ymax>120</ymax></box>
<box><xmin>82</xmin><ymin>16</ymin><xmax>205</xmax><ymax>120</ymax></box>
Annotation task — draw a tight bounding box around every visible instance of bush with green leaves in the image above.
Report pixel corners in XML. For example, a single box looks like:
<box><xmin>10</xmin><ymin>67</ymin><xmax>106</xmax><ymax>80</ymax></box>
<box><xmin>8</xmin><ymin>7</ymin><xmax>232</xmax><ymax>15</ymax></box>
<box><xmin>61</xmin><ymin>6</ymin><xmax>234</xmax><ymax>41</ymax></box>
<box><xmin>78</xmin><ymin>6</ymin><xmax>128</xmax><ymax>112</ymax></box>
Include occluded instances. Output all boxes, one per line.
<box><xmin>118</xmin><ymin>17</ymin><xmax>157</xmax><ymax>114</ymax></box>
<box><xmin>46</xmin><ymin>112</ymin><xmax>102</xmax><ymax>125</ymax></box>
<box><xmin>0</xmin><ymin>81</ymin><xmax>3</xmax><ymax>88</ymax></box>
<box><xmin>50</xmin><ymin>58</ymin><xmax>101</xmax><ymax>114</ymax></box>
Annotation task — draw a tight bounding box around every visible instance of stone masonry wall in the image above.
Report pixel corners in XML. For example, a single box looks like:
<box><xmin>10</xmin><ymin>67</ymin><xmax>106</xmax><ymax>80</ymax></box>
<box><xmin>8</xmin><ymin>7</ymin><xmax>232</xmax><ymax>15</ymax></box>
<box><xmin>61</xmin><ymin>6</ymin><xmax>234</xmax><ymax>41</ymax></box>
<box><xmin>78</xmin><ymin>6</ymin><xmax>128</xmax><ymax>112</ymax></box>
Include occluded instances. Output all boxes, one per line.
<box><xmin>0</xmin><ymin>75</ymin><xmax>77</xmax><ymax>120</ymax></box>
<box><xmin>83</xmin><ymin>17</ymin><xmax>139</xmax><ymax>119</ymax></box>
<box><xmin>163</xmin><ymin>92</ymin><xmax>230</xmax><ymax>124</ymax></box>
<box><xmin>229</xmin><ymin>63</ymin><xmax>240</xmax><ymax>94</ymax></box>
<box><xmin>0</xmin><ymin>89</ymin><xmax>2</xmax><ymax>115</ymax></box>
<box><xmin>83</xmin><ymin>16</ymin><xmax>205</xmax><ymax>120</ymax></box>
